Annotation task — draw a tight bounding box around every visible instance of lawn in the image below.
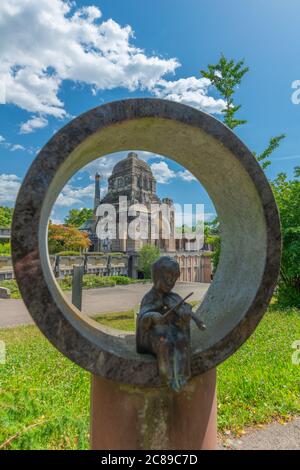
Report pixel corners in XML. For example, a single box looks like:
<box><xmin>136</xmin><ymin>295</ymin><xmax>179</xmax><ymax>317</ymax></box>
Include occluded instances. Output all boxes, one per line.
<box><xmin>0</xmin><ymin>306</ymin><xmax>299</xmax><ymax>449</ymax></box>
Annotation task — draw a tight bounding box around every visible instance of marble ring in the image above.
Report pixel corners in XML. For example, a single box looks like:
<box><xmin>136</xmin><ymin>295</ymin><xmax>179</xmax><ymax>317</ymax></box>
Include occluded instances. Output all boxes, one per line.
<box><xmin>12</xmin><ymin>99</ymin><xmax>281</xmax><ymax>386</ymax></box>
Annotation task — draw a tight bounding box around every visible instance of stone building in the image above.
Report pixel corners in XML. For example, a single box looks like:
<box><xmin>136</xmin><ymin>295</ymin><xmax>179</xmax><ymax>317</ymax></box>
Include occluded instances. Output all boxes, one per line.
<box><xmin>83</xmin><ymin>152</ymin><xmax>176</xmax><ymax>253</ymax></box>
<box><xmin>80</xmin><ymin>152</ymin><xmax>212</xmax><ymax>282</ymax></box>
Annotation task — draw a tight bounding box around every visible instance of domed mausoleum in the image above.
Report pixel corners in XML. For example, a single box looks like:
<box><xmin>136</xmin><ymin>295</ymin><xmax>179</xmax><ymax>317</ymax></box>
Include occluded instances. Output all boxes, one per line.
<box><xmin>103</xmin><ymin>151</ymin><xmax>160</xmax><ymax>206</ymax></box>
<box><xmin>81</xmin><ymin>152</ymin><xmax>175</xmax><ymax>253</ymax></box>
<box><xmin>79</xmin><ymin>152</ymin><xmax>212</xmax><ymax>283</ymax></box>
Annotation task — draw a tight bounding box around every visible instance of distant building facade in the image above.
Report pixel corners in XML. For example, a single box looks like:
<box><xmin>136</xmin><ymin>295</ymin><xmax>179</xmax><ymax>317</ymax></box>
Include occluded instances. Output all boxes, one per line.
<box><xmin>79</xmin><ymin>152</ymin><xmax>212</xmax><ymax>282</ymax></box>
<box><xmin>82</xmin><ymin>152</ymin><xmax>176</xmax><ymax>253</ymax></box>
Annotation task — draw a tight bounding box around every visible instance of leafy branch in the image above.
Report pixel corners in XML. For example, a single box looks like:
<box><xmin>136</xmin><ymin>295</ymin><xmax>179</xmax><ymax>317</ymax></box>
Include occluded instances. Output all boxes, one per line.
<box><xmin>201</xmin><ymin>54</ymin><xmax>249</xmax><ymax>130</ymax></box>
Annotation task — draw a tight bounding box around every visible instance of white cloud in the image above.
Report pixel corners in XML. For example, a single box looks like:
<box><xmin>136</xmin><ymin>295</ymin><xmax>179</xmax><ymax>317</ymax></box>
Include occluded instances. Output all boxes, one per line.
<box><xmin>0</xmin><ymin>81</ymin><xmax>5</xmax><ymax>104</ymax></box>
<box><xmin>49</xmin><ymin>217</ymin><xmax>63</xmax><ymax>225</ymax></box>
<box><xmin>150</xmin><ymin>161</ymin><xmax>176</xmax><ymax>183</ymax></box>
<box><xmin>0</xmin><ymin>0</ymin><xmax>178</xmax><ymax>127</ymax></box>
<box><xmin>0</xmin><ymin>135</ymin><xmax>26</xmax><ymax>152</ymax></box>
<box><xmin>0</xmin><ymin>0</ymin><xmax>226</xmax><ymax>134</ymax></box>
<box><xmin>55</xmin><ymin>154</ymin><xmax>195</xmax><ymax>209</ymax></box>
<box><xmin>20</xmin><ymin>116</ymin><xmax>48</xmax><ymax>134</ymax></box>
<box><xmin>153</xmin><ymin>77</ymin><xmax>226</xmax><ymax>114</ymax></box>
<box><xmin>150</xmin><ymin>161</ymin><xmax>198</xmax><ymax>184</ymax></box>
<box><xmin>138</xmin><ymin>151</ymin><xmax>166</xmax><ymax>162</ymax></box>
<box><xmin>55</xmin><ymin>182</ymin><xmax>95</xmax><ymax>207</ymax></box>
<box><xmin>82</xmin><ymin>154</ymin><xmax>198</xmax><ymax>186</ymax></box>
<box><xmin>273</xmin><ymin>154</ymin><xmax>300</xmax><ymax>161</ymax></box>
<box><xmin>55</xmin><ymin>194</ymin><xmax>79</xmax><ymax>207</ymax></box>
<box><xmin>85</xmin><ymin>153</ymin><xmax>124</xmax><ymax>180</ymax></box>
<box><xmin>84</xmin><ymin>152</ymin><xmax>167</xmax><ymax>182</ymax></box>
<box><xmin>0</xmin><ymin>174</ymin><xmax>21</xmax><ymax>203</ymax></box>
<box><xmin>177</xmin><ymin>170</ymin><xmax>197</xmax><ymax>182</ymax></box>
<box><xmin>174</xmin><ymin>204</ymin><xmax>204</xmax><ymax>228</ymax></box>
<box><xmin>10</xmin><ymin>144</ymin><xmax>25</xmax><ymax>151</ymax></box>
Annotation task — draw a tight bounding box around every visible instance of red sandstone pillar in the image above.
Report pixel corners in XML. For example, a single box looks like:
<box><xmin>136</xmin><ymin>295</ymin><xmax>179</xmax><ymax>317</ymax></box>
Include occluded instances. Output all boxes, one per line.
<box><xmin>90</xmin><ymin>368</ymin><xmax>217</xmax><ymax>450</ymax></box>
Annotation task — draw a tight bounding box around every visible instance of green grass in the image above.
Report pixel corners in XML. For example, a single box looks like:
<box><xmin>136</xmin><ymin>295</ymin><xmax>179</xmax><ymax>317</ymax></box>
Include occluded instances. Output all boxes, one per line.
<box><xmin>0</xmin><ymin>306</ymin><xmax>299</xmax><ymax>449</ymax></box>
<box><xmin>217</xmin><ymin>306</ymin><xmax>300</xmax><ymax>434</ymax></box>
<box><xmin>94</xmin><ymin>310</ymin><xmax>136</xmax><ymax>331</ymax></box>
<box><xmin>0</xmin><ymin>326</ymin><xmax>89</xmax><ymax>450</ymax></box>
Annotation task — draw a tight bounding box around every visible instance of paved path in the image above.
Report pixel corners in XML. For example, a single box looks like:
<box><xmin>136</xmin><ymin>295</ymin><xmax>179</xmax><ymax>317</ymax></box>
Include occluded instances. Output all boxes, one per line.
<box><xmin>221</xmin><ymin>417</ymin><xmax>300</xmax><ymax>450</ymax></box>
<box><xmin>0</xmin><ymin>282</ymin><xmax>209</xmax><ymax>328</ymax></box>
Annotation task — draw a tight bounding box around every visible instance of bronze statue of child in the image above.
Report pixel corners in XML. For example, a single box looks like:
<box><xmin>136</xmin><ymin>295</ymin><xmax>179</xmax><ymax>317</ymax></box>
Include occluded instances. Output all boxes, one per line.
<box><xmin>136</xmin><ymin>256</ymin><xmax>206</xmax><ymax>392</ymax></box>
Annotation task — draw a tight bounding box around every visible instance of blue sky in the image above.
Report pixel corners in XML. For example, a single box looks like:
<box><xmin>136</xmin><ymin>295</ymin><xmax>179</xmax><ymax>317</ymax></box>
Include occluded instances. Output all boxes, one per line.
<box><xmin>1</xmin><ymin>0</ymin><xmax>300</xmax><ymax>224</ymax></box>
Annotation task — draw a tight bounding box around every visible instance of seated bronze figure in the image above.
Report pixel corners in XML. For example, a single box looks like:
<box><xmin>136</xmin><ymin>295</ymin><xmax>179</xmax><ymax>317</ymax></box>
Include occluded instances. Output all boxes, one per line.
<box><xmin>136</xmin><ymin>256</ymin><xmax>206</xmax><ymax>392</ymax></box>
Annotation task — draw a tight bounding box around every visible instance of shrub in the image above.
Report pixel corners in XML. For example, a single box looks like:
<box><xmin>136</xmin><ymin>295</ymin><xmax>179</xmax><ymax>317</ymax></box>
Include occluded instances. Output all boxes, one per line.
<box><xmin>82</xmin><ymin>275</ymin><xmax>115</xmax><ymax>289</ymax></box>
<box><xmin>0</xmin><ymin>206</ymin><xmax>13</xmax><ymax>227</ymax></box>
<box><xmin>57</xmin><ymin>276</ymin><xmax>73</xmax><ymax>290</ymax></box>
<box><xmin>109</xmin><ymin>275</ymin><xmax>131</xmax><ymax>285</ymax></box>
<box><xmin>272</xmin><ymin>170</ymin><xmax>300</xmax><ymax>308</ymax></box>
<box><xmin>0</xmin><ymin>242</ymin><xmax>11</xmax><ymax>256</ymax></box>
<box><xmin>58</xmin><ymin>275</ymin><xmax>116</xmax><ymax>290</ymax></box>
<box><xmin>138</xmin><ymin>244</ymin><xmax>160</xmax><ymax>279</ymax></box>
<box><xmin>275</xmin><ymin>284</ymin><xmax>300</xmax><ymax>309</ymax></box>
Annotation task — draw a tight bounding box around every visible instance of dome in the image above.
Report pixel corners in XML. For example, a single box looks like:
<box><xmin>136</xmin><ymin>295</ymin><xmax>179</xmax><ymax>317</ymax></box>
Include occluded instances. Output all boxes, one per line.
<box><xmin>111</xmin><ymin>152</ymin><xmax>152</xmax><ymax>175</ymax></box>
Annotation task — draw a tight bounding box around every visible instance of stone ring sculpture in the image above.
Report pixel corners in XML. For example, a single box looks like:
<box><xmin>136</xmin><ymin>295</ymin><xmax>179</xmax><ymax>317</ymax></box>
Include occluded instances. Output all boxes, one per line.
<box><xmin>12</xmin><ymin>98</ymin><xmax>281</xmax><ymax>387</ymax></box>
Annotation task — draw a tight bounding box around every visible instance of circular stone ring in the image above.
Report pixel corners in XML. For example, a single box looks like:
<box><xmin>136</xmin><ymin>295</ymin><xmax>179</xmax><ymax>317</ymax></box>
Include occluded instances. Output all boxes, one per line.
<box><xmin>12</xmin><ymin>99</ymin><xmax>281</xmax><ymax>387</ymax></box>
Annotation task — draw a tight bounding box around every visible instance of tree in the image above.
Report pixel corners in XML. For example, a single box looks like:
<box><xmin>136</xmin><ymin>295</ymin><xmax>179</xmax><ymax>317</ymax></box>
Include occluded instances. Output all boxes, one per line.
<box><xmin>201</xmin><ymin>54</ymin><xmax>249</xmax><ymax>130</ymax></box>
<box><xmin>0</xmin><ymin>206</ymin><xmax>14</xmax><ymax>227</ymax></box>
<box><xmin>271</xmin><ymin>169</ymin><xmax>300</xmax><ymax>307</ymax></box>
<box><xmin>253</xmin><ymin>134</ymin><xmax>286</xmax><ymax>170</ymax></box>
<box><xmin>138</xmin><ymin>244</ymin><xmax>160</xmax><ymax>279</ymax></box>
<box><xmin>201</xmin><ymin>55</ymin><xmax>289</xmax><ymax>288</ymax></box>
<box><xmin>48</xmin><ymin>224</ymin><xmax>91</xmax><ymax>254</ymax></box>
<box><xmin>200</xmin><ymin>55</ymin><xmax>285</xmax><ymax>166</ymax></box>
<box><xmin>204</xmin><ymin>219</ymin><xmax>220</xmax><ymax>274</ymax></box>
<box><xmin>64</xmin><ymin>208</ymin><xmax>93</xmax><ymax>227</ymax></box>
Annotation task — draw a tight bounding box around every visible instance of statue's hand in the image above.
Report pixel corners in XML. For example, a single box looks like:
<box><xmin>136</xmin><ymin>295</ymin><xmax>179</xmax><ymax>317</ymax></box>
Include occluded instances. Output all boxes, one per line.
<box><xmin>179</xmin><ymin>302</ymin><xmax>193</xmax><ymax>317</ymax></box>
<box><xmin>163</xmin><ymin>294</ymin><xmax>180</xmax><ymax>311</ymax></box>
<box><xmin>168</xmin><ymin>303</ymin><xmax>192</xmax><ymax>325</ymax></box>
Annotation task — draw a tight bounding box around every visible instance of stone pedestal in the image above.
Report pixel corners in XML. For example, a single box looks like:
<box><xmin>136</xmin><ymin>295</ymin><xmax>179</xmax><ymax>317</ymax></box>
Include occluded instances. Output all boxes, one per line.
<box><xmin>90</xmin><ymin>368</ymin><xmax>217</xmax><ymax>450</ymax></box>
